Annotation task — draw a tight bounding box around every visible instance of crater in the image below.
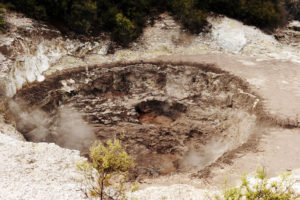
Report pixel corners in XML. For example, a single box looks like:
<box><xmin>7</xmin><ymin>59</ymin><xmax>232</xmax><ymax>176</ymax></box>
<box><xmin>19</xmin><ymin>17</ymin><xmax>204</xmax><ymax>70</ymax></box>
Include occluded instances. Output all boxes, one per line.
<box><xmin>9</xmin><ymin>62</ymin><xmax>262</xmax><ymax>178</ymax></box>
<box><xmin>135</xmin><ymin>100</ymin><xmax>186</xmax><ymax>125</ymax></box>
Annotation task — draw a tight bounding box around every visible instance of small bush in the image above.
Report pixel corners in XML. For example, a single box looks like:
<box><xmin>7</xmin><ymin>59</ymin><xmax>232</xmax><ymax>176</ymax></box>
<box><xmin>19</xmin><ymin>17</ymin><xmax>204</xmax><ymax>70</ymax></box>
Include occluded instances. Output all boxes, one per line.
<box><xmin>6</xmin><ymin>0</ymin><xmax>46</xmax><ymax>20</ymax></box>
<box><xmin>215</xmin><ymin>168</ymin><xmax>300</xmax><ymax>200</ymax></box>
<box><xmin>113</xmin><ymin>13</ymin><xmax>138</xmax><ymax>47</ymax></box>
<box><xmin>285</xmin><ymin>0</ymin><xmax>300</xmax><ymax>20</ymax></box>
<box><xmin>0</xmin><ymin>3</ymin><xmax>7</xmax><ymax>33</ymax></box>
<box><xmin>68</xmin><ymin>0</ymin><xmax>97</xmax><ymax>33</ymax></box>
<box><xmin>2</xmin><ymin>0</ymin><xmax>288</xmax><ymax>44</ymax></box>
<box><xmin>77</xmin><ymin>138</ymin><xmax>134</xmax><ymax>200</ymax></box>
<box><xmin>0</xmin><ymin>15</ymin><xmax>5</xmax><ymax>33</ymax></box>
<box><xmin>180</xmin><ymin>9</ymin><xmax>208</xmax><ymax>33</ymax></box>
<box><xmin>207</xmin><ymin>0</ymin><xmax>286</xmax><ymax>30</ymax></box>
<box><xmin>169</xmin><ymin>0</ymin><xmax>208</xmax><ymax>33</ymax></box>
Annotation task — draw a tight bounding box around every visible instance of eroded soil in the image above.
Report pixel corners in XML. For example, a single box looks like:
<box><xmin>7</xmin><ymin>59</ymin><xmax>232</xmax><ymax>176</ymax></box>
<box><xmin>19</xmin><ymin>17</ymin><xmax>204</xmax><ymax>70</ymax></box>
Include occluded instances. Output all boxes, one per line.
<box><xmin>11</xmin><ymin>62</ymin><xmax>262</xmax><ymax>177</ymax></box>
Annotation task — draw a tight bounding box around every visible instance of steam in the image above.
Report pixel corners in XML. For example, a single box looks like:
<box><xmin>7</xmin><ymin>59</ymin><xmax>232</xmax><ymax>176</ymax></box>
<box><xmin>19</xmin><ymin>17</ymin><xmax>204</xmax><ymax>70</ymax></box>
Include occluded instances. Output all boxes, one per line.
<box><xmin>180</xmin><ymin>111</ymin><xmax>258</xmax><ymax>171</ymax></box>
<box><xmin>180</xmin><ymin>139</ymin><xmax>230</xmax><ymax>171</ymax></box>
<box><xmin>54</xmin><ymin>107</ymin><xmax>96</xmax><ymax>151</ymax></box>
<box><xmin>8</xmin><ymin>100</ymin><xmax>96</xmax><ymax>152</ymax></box>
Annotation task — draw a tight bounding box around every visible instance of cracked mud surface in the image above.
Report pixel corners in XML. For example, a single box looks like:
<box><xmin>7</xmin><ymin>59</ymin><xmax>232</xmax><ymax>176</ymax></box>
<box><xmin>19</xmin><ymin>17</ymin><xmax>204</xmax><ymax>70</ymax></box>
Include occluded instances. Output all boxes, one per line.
<box><xmin>160</xmin><ymin>54</ymin><xmax>300</xmax><ymax>127</ymax></box>
<box><xmin>13</xmin><ymin>62</ymin><xmax>262</xmax><ymax>177</ymax></box>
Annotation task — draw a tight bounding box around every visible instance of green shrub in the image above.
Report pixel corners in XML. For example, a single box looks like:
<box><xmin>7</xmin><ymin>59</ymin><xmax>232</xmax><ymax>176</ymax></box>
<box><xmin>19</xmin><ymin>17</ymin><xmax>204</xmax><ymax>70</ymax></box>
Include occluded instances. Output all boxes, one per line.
<box><xmin>0</xmin><ymin>3</ymin><xmax>7</xmax><ymax>33</ymax></box>
<box><xmin>96</xmin><ymin>0</ymin><xmax>150</xmax><ymax>45</ymax></box>
<box><xmin>113</xmin><ymin>13</ymin><xmax>137</xmax><ymax>46</ymax></box>
<box><xmin>2</xmin><ymin>0</ymin><xmax>288</xmax><ymax>44</ymax></box>
<box><xmin>215</xmin><ymin>169</ymin><xmax>300</xmax><ymax>200</ymax></box>
<box><xmin>77</xmin><ymin>139</ymin><xmax>135</xmax><ymax>200</ymax></box>
<box><xmin>6</xmin><ymin>0</ymin><xmax>47</xmax><ymax>20</ymax></box>
<box><xmin>68</xmin><ymin>0</ymin><xmax>97</xmax><ymax>33</ymax></box>
<box><xmin>0</xmin><ymin>15</ymin><xmax>5</xmax><ymax>33</ymax></box>
<box><xmin>207</xmin><ymin>0</ymin><xmax>286</xmax><ymax>30</ymax></box>
<box><xmin>285</xmin><ymin>0</ymin><xmax>300</xmax><ymax>20</ymax></box>
<box><xmin>169</xmin><ymin>0</ymin><xmax>208</xmax><ymax>33</ymax></box>
<box><xmin>39</xmin><ymin>0</ymin><xmax>71</xmax><ymax>19</ymax></box>
<box><xmin>180</xmin><ymin>9</ymin><xmax>208</xmax><ymax>33</ymax></box>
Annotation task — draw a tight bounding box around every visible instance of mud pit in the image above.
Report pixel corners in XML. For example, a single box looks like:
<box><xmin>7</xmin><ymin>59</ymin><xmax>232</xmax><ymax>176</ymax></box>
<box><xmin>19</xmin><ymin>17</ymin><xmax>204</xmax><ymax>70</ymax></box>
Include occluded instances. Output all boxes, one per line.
<box><xmin>12</xmin><ymin>62</ymin><xmax>262</xmax><ymax>177</ymax></box>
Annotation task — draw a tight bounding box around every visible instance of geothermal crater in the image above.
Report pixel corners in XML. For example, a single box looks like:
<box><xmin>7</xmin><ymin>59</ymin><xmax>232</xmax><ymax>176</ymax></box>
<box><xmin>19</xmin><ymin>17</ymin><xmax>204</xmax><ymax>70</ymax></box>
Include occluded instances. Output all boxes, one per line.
<box><xmin>12</xmin><ymin>62</ymin><xmax>261</xmax><ymax>177</ymax></box>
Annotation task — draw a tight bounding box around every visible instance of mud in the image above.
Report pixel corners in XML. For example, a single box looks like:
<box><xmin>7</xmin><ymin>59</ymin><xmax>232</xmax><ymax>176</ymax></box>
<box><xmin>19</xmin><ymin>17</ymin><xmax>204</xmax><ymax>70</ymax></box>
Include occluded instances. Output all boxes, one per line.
<box><xmin>11</xmin><ymin>61</ymin><xmax>262</xmax><ymax>177</ymax></box>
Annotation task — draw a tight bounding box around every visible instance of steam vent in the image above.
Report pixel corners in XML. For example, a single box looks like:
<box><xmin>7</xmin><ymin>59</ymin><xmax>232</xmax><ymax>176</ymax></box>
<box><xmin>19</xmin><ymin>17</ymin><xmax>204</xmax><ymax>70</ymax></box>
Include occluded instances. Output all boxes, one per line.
<box><xmin>4</xmin><ymin>1</ymin><xmax>300</xmax><ymax>198</ymax></box>
<box><xmin>13</xmin><ymin>61</ymin><xmax>261</xmax><ymax>177</ymax></box>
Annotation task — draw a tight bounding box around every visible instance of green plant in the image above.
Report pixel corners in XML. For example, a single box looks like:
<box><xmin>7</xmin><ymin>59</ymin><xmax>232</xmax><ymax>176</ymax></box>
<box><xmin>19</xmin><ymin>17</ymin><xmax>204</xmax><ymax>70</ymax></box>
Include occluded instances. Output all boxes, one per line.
<box><xmin>207</xmin><ymin>0</ymin><xmax>286</xmax><ymax>30</ymax></box>
<box><xmin>285</xmin><ymin>0</ymin><xmax>300</xmax><ymax>20</ymax></box>
<box><xmin>215</xmin><ymin>168</ymin><xmax>300</xmax><ymax>200</ymax></box>
<box><xmin>77</xmin><ymin>138</ymin><xmax>134</xmax><ymax>200</ymax></box>
<box><xmin>2</xmin><ymin>0</ymin><xmax>288</xmax><ymax>44</ymax></box>
<box><xmin>112</xmin><ymin>13</ymin><xmax>137</xmax><ymax>47</ymax></box>
<box><xmin>0</xmin><ymin>15</ymin><xmax>5</xmax><ymax>33</ymax></box>
<box><xmin>0</xmin><ymin>3</ymin><xmax>7</xmax><ymax>33</ymax></box>
<box><xmin>68</xmin><ymin>0</ymin><xmax>97</xmax><ymax>33</ymax></box>
<box><xmin>169</xmin><ymin>0</ymin><xmax>208</xmax><ymax>33</ymax></box>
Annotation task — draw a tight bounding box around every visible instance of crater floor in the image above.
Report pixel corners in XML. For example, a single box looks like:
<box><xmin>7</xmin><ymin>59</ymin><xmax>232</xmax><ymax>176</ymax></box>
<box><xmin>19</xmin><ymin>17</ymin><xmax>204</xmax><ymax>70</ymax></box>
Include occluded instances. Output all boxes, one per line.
<box><xmin>12</xmin><ymin>62</ymin><xmax>261</xmax><ymax>177</ymax></box>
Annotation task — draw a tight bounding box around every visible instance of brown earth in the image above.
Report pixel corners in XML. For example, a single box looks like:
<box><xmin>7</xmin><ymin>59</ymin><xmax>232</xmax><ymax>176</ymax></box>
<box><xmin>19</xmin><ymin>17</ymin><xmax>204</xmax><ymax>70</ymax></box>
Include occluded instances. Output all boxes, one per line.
<box><xmin>11</xmin><ymin>61</ymin><xmax>262</xmax><ymax>179</ymax></box>
<box><xmin>139</xmin><ymin>54</ymin><xmax>300</xmax><ymax>188</ymax></box>
<box><xmin>8</xmin><ymin>53</ymin><xmax>300</xmax><ymax>188</ymax></box>
<box><xmin>159</xmin><ymin>54</ymin><xmax>300</xmax><ymax>127</ymax></box>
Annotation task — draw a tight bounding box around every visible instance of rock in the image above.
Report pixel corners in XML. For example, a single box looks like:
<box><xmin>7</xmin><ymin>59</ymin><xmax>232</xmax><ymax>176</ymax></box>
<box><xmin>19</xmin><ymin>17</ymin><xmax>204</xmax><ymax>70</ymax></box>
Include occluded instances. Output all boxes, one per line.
<box><xmin>0</xmin><ymin>133</ymin><xmax>86</xmax><ymax>200</ymax></box>
<box><xmin>129</xmin><ymin>184</ymin><xmax>214</xmax><ymax>200</ymax></box>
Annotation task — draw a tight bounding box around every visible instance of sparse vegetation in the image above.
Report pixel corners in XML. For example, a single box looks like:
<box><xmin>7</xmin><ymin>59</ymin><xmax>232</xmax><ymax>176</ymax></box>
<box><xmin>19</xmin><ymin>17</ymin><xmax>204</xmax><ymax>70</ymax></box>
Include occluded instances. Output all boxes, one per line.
<box><xmin>0</xmin><ymin>3</ymin><xmax>7</xmax><ymax>33</ymax></box>
<box><xmin>285</xmin><ymin>0</ymin><xmax>300</xmax><ymax>20</ymax></box>
<box><xmin>215</xmin><ymin>168</ymin><xmax>300</xmax><ymax>200</ymax></box>
<box><xmin>0</xmin><ymin>15</ymin><xmax>5</xmax><ymax>33</ymax></box>
<box><xmin>1</xmin><ymin>0</ymin><xmax>289</xmax><ymax>45</ymax></box>
<box><xmin>77</xmin><ymin>138</ymin><xmax>135</xmax><ymax>200</ymax></box>
<box><xmin>207</xmin><ymin>0</ymin><xmax>286</xmax><ymax>29</ymax></box>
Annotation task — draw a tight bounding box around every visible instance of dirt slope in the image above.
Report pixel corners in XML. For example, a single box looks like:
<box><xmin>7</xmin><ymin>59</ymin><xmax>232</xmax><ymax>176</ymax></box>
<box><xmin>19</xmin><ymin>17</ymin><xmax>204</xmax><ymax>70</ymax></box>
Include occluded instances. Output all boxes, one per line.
<box><xmin>146</xmin><ymin>53</ymin><xmax>300</xmax><ymax>188</ymax></box>
<box><xmin>159</xmin><ymin>54</ymin><xmax>300</xmax><ymax>126</ymax></box>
